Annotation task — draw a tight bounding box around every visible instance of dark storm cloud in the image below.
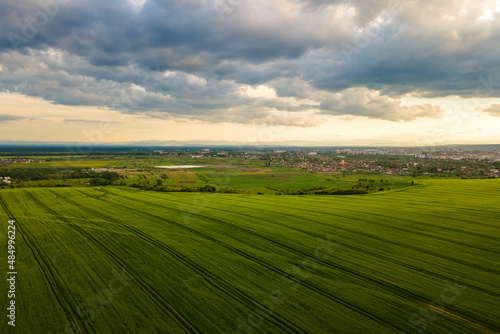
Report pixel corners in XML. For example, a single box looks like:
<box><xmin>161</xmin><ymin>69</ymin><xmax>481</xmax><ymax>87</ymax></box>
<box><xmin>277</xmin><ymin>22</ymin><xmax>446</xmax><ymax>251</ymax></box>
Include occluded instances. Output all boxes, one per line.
<box><xmin>1</xmin><ymin>0</ymin><xmax>500</xmax><ymax>124</ymax></box>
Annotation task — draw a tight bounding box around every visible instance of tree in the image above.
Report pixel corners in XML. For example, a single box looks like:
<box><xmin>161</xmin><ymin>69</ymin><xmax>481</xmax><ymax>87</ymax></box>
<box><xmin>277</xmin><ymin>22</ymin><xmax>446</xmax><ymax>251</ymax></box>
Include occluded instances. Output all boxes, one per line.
<box><xmin>157</xmin><ymin>179</ymin><xmax>163</xmax><ymax>187</ymax></box>
<box><xmin>204</xmin><ymin>185</ymin><xmax>216</xmax><ymax>193</ymax></box>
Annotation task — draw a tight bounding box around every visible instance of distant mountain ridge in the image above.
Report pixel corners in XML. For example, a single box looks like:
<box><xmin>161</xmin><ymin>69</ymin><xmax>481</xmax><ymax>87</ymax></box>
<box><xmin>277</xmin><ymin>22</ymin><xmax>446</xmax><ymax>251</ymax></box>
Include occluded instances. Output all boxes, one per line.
<box><xmin>0</xmin><ymin>140</ymin><xmax>499</xmax><ymax>149</ymax></box>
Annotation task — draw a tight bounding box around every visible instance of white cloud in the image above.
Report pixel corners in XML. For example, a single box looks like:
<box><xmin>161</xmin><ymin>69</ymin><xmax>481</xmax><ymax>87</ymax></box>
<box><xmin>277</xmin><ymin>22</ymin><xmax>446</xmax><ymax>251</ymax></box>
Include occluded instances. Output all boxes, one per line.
<box><xmin>1</xmin><ymin>0</ymin><xmax>500</xmax><ymax>144</ymax></box>
<box><xmin>319</xmin><ymin>87</ymin><xmax>446</xmax><ymax>121</ymax></box>
<box><xmin>240</xmin><ymin>85</ymin><xmax>277</xmax><ymax>98</ymax></box>
<box><xmin>128</xmin><ymin>0</ymin><xmax>146</xmax><ymax>13</ymax></box>
<box><xmin>479</xmin><ymin>0</ymin><xmax>500</xmax><ymax>20</ymax></box>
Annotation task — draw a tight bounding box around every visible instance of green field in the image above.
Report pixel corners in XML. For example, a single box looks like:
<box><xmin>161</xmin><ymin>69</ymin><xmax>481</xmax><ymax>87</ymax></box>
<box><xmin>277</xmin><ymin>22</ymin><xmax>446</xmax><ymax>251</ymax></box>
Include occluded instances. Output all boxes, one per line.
<box><xmin>1</xmin><ymin>179</ymin><xmax>499</xmax><ymax>333</ymax></box>
<box><xmin>0</xmin><ymin>160</ymin><xmax>117</xmax><ymax>169</ymax></box>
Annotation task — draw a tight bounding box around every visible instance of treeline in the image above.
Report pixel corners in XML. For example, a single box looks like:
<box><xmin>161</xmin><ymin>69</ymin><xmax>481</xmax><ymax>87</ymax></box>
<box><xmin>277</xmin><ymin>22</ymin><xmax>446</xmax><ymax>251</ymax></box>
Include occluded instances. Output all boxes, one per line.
<box><xmin>316</xmin><ymin>189</ymin><xmax>369</xmax><ymax>195</ymax></box>
<box><xmin>266</xmin><ymin>186</ymin><xmax>327</xmax><ymax>195</ymax></box>
<box><xmin>129</xmin><ymin>182</ymin><xmax>240</xmax><ymax>194</ymax></box>
<box><xmin>0</xmin><ymin>168</ymin><xmax>121</xmax><ymax>182</ymax></box>
<box><xmin>0</xmin><ymin>168</ymin><xmax>78</xmax><ymax>181</ymax></box>
<box><xmin>88</xmin><ymin>172</ymin><xmax>120</xmax><ymax>185</ymax></box>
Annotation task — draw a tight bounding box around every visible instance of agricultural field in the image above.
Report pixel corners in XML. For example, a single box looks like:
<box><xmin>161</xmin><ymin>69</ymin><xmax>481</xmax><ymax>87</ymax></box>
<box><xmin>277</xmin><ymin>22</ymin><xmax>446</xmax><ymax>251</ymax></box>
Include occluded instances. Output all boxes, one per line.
<box><xmin>115</xmin><ymin>156</ymin><xmax>247</xmax><ymax>169</ymax></box>
<box><xmin>0</xmin><ymin>160</ymin><xmax>117</xmax><ymax>170</ymax></box>
<box><xmin>90</xmin><ymin>166</ymin><xmax>414</xmax><ymax>194</ymax></box>
<box><xmin>0</xmin><ymin>179</ymin><xmax>499</xmax><ymax>333</ymax></box>
<box><xmin>207</xmin><ymin>170</ymin><xmax>413</xmax><ymax>194</ymax></box>
<box><xmin>0</xmin><ymin>151</ymin><xmax>462</xmax><ymax>194</ymax></box>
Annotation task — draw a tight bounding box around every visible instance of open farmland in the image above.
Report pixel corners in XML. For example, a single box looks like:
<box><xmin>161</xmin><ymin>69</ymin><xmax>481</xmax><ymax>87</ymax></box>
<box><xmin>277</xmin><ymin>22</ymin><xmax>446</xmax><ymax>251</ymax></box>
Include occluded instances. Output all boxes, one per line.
<box><xmin>0</xmin><ymin>160</ymin><xmax>117</xmax><ymax>170</ymax></box>
<box><xmin>0</xmin><ymin>179</ymin><xmax>499</xmax><ymax>333</ymax></box>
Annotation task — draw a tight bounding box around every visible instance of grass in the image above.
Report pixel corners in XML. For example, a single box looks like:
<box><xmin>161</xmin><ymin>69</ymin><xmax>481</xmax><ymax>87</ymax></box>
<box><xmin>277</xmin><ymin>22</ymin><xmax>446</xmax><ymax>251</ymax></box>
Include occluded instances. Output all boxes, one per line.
<box><xmin>207</xmin><ymin>171</ymin><xmax>413</xmax><ymax>194</ymax></box>
<box><xmin>0</xmin><ymin>160</ymin><xmax>116</xmax><ymax>169</ymax></box>
<box><xmin>0</xmin><ymin>179</ymin><xmax>499</xmax><ymax>333</ymax></box>
<box><xmin>115</xmin><ymin>156</ymin><xmax>246</xmax><ymax>169</ymax></box>
<box><xmin>1</xmin><ymin>153</ymin><xmax>416</xmax><ymax>194</ymax></box>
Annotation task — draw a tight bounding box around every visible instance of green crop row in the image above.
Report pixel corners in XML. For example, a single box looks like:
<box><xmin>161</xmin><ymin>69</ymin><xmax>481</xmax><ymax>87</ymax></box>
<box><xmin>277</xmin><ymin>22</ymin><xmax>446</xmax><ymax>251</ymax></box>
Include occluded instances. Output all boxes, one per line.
<box><xmin>0</xmin><ymin>179</ymin><xmax>498</xmax><ymax>333</ymax></box>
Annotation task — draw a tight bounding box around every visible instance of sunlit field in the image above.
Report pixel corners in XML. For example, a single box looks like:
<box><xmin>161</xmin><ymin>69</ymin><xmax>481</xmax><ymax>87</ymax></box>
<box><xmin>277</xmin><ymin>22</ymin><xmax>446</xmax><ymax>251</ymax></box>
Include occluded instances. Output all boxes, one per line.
<box><xmin>0</xmin><ymin>179</ymin><xmax>499</xmax><ymax>333</ymax></box>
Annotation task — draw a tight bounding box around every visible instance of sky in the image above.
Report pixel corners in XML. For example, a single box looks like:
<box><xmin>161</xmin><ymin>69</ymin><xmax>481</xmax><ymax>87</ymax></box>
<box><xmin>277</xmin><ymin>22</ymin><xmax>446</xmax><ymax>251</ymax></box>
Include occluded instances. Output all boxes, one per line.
<box><xmin>1</xmin><ymin>0</ymin><xmax>500</xmax><ymax>146</ymax></box>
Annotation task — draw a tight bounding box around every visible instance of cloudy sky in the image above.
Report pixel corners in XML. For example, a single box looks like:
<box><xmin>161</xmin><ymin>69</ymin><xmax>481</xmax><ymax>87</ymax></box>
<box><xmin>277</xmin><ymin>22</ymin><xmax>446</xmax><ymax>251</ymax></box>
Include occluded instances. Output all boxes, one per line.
<box><xmin>1</xmin><ymin>0</ymin><xmax>500</xmax><ymax>146</ymax></box>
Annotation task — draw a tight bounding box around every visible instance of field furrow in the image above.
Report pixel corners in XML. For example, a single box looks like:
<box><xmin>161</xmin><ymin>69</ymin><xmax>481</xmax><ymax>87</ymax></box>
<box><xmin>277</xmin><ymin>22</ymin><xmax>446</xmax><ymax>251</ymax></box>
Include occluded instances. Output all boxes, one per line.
<box><xmin>1</xmin><ymin>179</ymin><xmax>499</xmax><ymax>333</ymax></box>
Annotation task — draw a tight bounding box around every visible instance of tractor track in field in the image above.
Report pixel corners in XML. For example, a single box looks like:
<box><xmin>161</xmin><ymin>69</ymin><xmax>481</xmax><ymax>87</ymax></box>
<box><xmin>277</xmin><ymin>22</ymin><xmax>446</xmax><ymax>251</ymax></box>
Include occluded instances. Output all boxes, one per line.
<box><xmin>117</xmin><ymin>187</ymin><xmax>500</xmax><ymax>268</ymax></box>
<box><xmin>68</xmin><ymin>189</ymin><xmax>403</xmax><ymax>333</ymax></box>
<box><xmin>308</xmin><ymin>194</ymin><xmax>500</xmax><ymax>229</ymax></box>
<box><xmin>93</xmin><ymin>188</ymin><xmax>429</xmax><ymax>304</ymax></box>
<box><xmin>119</xmin><ymin>187</ymin><xmax>500</xmax><ymax>249</ymax></box>
<box><xmin>0</xmin><ymin>193</ymin><xmax>92</xmax><ymax>334</ymax></box>
<box><xmin>220</xmin><ymin>195</ymin><xmax>500</xmax><ymax>253</ymax></box>
<box><xmin>108</xmin><ymin>189</ymin><xmax>500</xmax><ymax>302</ymax></box>
<box><xmin>23</xmin><ymin>190</ymin><xmax>201</xmax><ymax>334</ymax></box>
<box><xmin>200</xmin><ymin>195</ymin><xmax>500</xmax><ymax>275</ymax></box>
<box><xmin>277</xmin><ymin>195</ymin><xmax>500</xmax><ymax>239</ymax></box>
<box><xmin>209</xmin><ymin>197</ymin><xmax>500</xmax><ymax>299</ymax></box>
<box><xmin>94</xmin><ymin>187</ymin><xmax>500</xmax><ymax>317</ymax></box>
<box><xmin>50</xmin><ymin>190</ymin><xmax>306</xmax><ymax>333</ymax></box>
<box><xmin>375</xmin><ymin>190</ymin><xmax>500</xmax><ymax>214</ymax></box>
<box><xmin>199</xmin><ymin>201</ymin><xmax>500</xmax><ymax>305</ymax></box>
<box><xmin>54</xmin><ymin>189</ymin><xmax>308</xmax><ymax>334</ymax></box>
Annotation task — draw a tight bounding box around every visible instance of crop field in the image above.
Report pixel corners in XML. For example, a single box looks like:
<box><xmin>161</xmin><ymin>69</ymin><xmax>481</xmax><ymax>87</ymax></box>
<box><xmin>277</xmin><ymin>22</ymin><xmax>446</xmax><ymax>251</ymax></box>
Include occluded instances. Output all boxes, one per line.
<box><xmin>0</xmin><ymin>179</ymin><xmax>499</xmax><ymax>333</ymax></box>
<box><xmin>107</xmin><ymin>167</ymin><xmax>413</xmax><ymax>194</ymax></box>
<box><xmin>114</xmin><ymin>156</ymin><xmax>247</xmax><ymax>169</ymax></box>
<box><xmin>208</xmin><ymin>172</ymin><xmax>413</xmax><ymax>194</ymax></box>
<box><xmin>0</xmin><ymin>160</ymin><xmax>117</xmax><ymax>170</ymax></box>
